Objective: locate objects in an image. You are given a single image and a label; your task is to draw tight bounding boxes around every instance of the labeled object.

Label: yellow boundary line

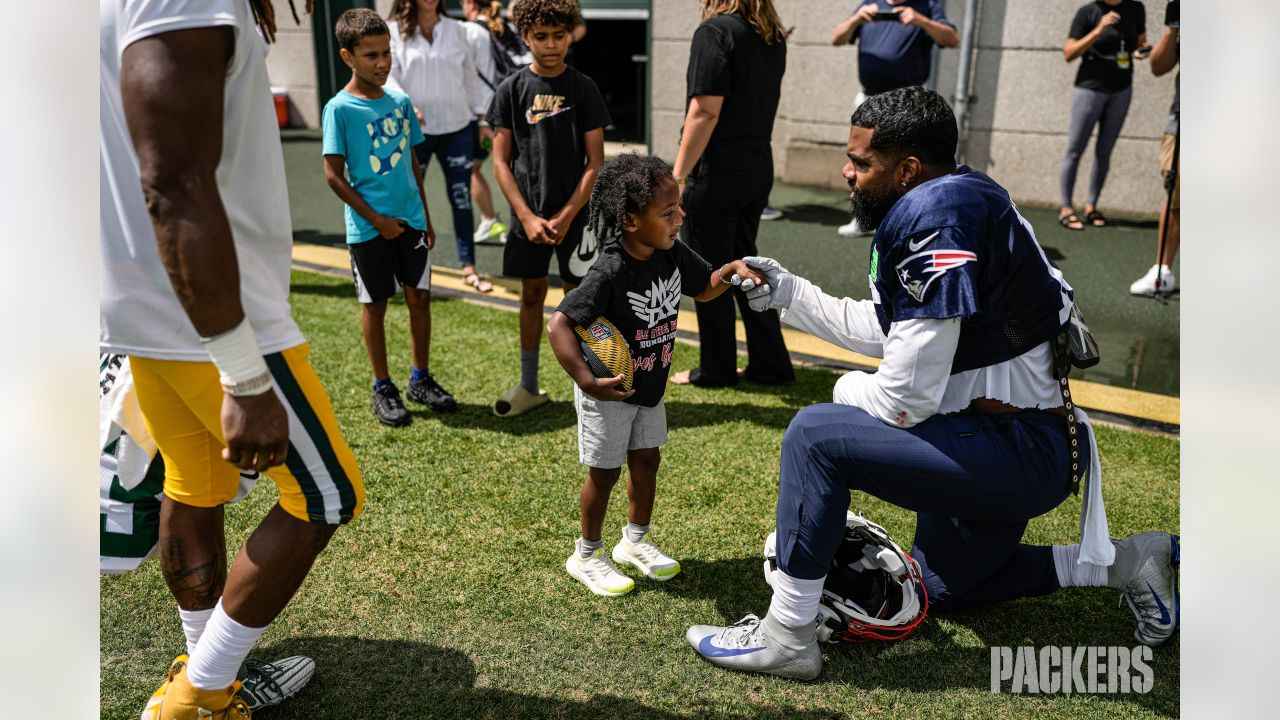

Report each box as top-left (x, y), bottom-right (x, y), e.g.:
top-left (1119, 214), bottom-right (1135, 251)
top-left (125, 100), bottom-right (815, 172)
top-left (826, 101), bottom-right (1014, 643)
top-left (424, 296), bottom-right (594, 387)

top-left (292, 243), bottom-right (1179, 427)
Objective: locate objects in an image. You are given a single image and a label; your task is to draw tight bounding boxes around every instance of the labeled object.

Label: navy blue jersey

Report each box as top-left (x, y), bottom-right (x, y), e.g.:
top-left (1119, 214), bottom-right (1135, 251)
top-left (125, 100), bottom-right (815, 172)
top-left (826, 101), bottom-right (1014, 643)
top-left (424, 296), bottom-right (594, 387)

top-left (868, 166), bottom-right (1073, 374)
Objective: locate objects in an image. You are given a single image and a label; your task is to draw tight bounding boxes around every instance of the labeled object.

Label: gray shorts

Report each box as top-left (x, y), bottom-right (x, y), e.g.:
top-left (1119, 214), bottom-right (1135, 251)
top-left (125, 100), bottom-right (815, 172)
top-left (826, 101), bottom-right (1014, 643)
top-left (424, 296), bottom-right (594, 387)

top-left (574, 386), bottom-right (667, 469)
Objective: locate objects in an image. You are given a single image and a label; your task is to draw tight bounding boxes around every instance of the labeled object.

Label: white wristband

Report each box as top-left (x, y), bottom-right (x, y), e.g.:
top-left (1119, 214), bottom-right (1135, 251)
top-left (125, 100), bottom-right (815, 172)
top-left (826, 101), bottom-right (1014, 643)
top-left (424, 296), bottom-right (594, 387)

top-left (200, 319), bottom-right (272, 396)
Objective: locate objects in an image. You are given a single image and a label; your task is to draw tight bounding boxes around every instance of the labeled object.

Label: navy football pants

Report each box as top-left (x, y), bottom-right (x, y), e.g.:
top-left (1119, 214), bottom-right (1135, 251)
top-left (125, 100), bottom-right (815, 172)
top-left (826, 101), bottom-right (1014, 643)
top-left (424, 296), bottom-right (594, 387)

top-left (775, 403), bottom-right (1085, 611)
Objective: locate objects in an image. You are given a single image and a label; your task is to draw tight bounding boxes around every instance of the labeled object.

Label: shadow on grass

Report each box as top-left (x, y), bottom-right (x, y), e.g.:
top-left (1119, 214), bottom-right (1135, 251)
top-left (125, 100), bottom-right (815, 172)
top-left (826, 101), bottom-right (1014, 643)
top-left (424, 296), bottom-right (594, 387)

top-left (655, 559), bottom-right (1178, 717)
top-left (777, 203), bottom-right (853, 227)
top-left (254, 635), bottom-right (846, 720)
top-left (294, 229), bottom-right (348, 248)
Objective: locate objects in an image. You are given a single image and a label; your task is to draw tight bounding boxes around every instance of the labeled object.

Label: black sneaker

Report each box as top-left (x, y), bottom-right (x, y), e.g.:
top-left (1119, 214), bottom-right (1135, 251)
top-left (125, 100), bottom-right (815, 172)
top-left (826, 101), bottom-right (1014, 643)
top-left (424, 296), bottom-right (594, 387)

top-left (372, 382), bottom-right (411, 426)
top-left (406, 374), bottom-right (458, 412)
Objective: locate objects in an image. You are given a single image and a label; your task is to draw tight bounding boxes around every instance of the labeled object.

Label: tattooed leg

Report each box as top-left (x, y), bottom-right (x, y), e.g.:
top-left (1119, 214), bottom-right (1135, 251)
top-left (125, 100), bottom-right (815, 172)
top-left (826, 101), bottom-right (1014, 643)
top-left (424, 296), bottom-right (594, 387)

top-left (158, 498), bottom-right (227, 611)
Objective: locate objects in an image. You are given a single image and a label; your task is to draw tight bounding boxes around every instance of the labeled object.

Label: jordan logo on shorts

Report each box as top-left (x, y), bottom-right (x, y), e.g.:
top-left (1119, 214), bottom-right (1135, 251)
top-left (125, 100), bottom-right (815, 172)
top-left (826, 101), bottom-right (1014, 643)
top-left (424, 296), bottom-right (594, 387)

top-left (414, 234), bottom-right (428, 251)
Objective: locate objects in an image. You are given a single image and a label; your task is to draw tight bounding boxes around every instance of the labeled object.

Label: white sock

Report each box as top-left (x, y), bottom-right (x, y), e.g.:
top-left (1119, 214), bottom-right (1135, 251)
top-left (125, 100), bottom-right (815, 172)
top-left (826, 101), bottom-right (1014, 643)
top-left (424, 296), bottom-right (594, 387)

top-left (184, 600), bottom-right (267, 690)
top-left (624, 522), bottom-right (648, 544)
top-left (1053, 544), bottom-right (1109, 588)
top-left (178, 606), bottom-right (215, 655)
top-left (578, 536), bottom-right (603, 560)
top-left (766, 570), bottom-right (826, 627)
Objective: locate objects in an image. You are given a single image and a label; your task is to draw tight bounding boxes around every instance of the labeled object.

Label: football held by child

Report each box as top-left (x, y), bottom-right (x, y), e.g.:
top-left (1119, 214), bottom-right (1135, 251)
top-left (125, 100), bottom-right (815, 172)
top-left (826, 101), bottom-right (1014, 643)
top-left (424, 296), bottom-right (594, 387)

top-left (547, 154), bottom-right (764, 596)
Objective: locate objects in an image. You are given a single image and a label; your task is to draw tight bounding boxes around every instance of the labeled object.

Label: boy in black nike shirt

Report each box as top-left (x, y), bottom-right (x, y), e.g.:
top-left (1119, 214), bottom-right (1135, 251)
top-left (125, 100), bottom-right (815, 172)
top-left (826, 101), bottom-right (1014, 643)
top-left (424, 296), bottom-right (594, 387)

top-left (487, 0), bottom-right (610, 418)
top-left (547, 153), bottom-right (762, 597)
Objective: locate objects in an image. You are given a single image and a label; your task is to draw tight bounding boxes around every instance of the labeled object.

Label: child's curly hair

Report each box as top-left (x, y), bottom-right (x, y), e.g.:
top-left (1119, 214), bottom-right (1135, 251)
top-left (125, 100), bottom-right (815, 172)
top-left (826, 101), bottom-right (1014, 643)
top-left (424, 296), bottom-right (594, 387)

top-left (509, 0), bottom-right (581, 36)
top-left (586, 153), bottom-right (676, 242)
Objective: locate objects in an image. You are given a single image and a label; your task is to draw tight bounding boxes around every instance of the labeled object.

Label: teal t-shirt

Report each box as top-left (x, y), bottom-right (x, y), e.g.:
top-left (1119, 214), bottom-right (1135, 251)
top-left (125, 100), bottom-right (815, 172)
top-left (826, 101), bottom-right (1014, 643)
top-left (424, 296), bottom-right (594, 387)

top-left (322, 89), bottom-right (426, 243)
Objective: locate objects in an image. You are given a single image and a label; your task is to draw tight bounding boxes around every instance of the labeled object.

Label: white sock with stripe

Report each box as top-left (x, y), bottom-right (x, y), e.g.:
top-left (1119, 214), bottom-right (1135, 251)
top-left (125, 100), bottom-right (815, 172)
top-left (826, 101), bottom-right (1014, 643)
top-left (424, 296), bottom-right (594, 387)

top-left (184, 600), bottom-right (267, 690)
top-left (178, 606), bottom-right (215, 655)
top-left (767, 570), bottom-right (826, 627)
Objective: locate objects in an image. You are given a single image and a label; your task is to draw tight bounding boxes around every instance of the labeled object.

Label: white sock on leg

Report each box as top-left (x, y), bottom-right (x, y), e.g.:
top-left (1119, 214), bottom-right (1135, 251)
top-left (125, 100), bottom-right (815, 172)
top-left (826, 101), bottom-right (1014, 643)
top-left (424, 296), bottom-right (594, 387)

top-left (184, 599), bottom-right (267, 690)
top-left (178, 606), bottom-right (215, 655)
top-left (766, 570), bottom-right (826, 627)
top-left (1053, 543), bottom-right (1109, 588)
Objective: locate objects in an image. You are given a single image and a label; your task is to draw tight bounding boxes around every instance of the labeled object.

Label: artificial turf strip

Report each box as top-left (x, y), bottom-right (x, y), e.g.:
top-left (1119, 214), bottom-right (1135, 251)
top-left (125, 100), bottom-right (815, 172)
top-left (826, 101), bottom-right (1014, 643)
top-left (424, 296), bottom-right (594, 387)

top-left (99, 269), bottom-right (1180, 719)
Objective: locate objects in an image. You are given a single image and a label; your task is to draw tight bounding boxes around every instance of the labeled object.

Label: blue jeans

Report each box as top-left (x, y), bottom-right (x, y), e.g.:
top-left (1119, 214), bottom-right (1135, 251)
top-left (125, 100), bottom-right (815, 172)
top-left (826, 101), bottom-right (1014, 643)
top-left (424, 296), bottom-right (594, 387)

top-left (775, 404), bottom-right (1084, 611)
top-left (413, 126), bottom-right (476, 267)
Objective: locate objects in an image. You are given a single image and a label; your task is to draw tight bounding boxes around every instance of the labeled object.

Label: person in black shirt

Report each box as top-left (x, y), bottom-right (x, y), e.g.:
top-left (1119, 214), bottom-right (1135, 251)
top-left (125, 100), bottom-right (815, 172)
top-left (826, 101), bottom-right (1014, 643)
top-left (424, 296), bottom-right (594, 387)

top-left (1058, 0), bottom-right (1148, 230)
top-left (670, 0), bottom-right (795, 390)
top-left (548, 154), bottom-right (763, 597)
top-left (487, 0), bottom-right (610, 418)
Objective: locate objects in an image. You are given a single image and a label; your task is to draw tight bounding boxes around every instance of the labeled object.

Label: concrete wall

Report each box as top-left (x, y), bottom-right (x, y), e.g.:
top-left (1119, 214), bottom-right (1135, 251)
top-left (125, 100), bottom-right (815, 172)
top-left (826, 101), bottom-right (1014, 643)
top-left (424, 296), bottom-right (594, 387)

top-left (650, 0), bottom-right (1178, 215)
top-left (265, 1), bottom-right (397, 128)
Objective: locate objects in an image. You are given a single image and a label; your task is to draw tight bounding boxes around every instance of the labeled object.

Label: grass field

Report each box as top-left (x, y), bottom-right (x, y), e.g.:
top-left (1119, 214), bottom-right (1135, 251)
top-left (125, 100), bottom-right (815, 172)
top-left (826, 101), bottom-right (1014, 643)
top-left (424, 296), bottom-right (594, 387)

top-left (100, 269), bottom-right (1180, 719)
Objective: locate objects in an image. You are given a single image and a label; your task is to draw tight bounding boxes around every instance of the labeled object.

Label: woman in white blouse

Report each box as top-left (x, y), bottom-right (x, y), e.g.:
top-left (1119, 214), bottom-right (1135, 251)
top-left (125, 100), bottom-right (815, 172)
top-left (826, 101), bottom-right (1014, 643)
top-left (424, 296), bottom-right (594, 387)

top-left (387, 0), bottom-right (495, 292)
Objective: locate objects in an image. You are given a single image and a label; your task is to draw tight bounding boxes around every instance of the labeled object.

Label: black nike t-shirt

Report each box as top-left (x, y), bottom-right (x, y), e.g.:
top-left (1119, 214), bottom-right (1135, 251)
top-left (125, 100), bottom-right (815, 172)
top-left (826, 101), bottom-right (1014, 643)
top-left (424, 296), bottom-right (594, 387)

top-left (486, 65), bottom-right (611, 216)
top-left (1069, 0), bottom-right (1146, 92)
top-left (557, 241), bottom-right (713, 407)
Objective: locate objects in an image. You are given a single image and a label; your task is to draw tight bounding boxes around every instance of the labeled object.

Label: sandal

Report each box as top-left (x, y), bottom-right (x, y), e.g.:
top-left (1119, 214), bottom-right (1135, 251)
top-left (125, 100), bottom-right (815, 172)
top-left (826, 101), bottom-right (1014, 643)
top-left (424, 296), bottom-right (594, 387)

top-left (493, 384), bottom-right (549, 417)
top-left (1058, 213), bottom-right (1085, 231)
top-left (463, 272), bottom-right (493, 293)
top-left (1084, 209), bottom-right (1107, 227)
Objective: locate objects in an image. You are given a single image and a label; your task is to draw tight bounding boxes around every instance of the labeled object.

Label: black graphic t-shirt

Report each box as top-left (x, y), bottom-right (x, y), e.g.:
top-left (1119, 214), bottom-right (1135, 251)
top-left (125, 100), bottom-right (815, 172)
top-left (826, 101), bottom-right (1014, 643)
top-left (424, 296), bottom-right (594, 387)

top-left (486, 66), bottom-right (611, 216)
top-left (1069, 0), bottom-right (1146, 92)
top-left (557, 240), bottom-right (713, 407)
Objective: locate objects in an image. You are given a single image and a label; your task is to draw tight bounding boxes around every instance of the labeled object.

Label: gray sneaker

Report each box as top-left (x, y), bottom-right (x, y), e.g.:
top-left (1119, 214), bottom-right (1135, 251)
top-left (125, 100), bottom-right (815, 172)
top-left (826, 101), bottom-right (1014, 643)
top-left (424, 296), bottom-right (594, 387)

top-left (686, 613), bottom-right (822, 680)
top-left (1112, 532), bottom-right (1180, 646)
top-left (236, 655), bottom-right (316, 711)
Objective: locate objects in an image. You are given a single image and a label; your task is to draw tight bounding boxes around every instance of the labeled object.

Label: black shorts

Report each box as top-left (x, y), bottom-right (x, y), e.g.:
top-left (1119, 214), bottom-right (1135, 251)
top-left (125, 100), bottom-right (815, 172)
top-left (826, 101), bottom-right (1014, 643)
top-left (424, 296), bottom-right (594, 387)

top-left (348, 229), bottom-right (431, 303)
top-left (502, 212), bottom-right (598, 284)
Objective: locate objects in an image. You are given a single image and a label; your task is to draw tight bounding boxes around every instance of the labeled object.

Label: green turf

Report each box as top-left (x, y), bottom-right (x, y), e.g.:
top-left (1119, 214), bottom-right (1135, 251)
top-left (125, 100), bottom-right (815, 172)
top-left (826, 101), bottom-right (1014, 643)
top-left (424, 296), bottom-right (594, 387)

top-left (99, 270), bottom-right (1179, 719)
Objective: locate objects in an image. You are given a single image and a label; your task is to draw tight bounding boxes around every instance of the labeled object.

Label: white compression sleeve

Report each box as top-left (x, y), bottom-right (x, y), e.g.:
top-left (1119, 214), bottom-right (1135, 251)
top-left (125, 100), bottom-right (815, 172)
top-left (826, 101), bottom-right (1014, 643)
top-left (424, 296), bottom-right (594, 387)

top-left (779, 277), bottom-right (886, 358)
top-left (831, 317), bottom-right (960, 427)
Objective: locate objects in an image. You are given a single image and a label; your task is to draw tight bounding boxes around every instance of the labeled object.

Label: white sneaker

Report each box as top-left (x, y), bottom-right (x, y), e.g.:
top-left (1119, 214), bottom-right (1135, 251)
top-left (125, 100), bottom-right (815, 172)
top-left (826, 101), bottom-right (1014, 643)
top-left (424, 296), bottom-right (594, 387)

top-left (1129, 264), bottom-right (1177, 296)
top-left (612, 532), bottom-right (681, 581)
top-left (686, 613), bottom-right (822, 680)
top-left (837, 218), bottom-right (868, 237)
top-left (760, 206), bottom-right (783, 221)
top-left (473, 217), bottom-right (508, 245)
top-left (566, 540), bottom-right (635, 597)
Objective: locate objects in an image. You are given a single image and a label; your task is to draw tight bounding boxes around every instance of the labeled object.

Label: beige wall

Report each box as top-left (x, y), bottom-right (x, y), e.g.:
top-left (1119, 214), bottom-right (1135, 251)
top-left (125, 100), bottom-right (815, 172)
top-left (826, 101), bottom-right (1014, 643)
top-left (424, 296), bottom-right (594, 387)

top-left (265, 1), bottom-right (397, 128)
top-left (651, 0), bottom-right (1177, 215)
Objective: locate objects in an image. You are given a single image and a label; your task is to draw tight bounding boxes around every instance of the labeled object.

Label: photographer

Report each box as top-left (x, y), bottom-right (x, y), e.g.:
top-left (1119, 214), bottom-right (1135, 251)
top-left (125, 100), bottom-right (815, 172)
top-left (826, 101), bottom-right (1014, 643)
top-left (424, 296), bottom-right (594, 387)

top-left (1130, 1), bottom-right (1180, 296)
top-left (1057, 0), bottom-right (1149, 231)
top-left (829, 0), bottom-right (958, 237)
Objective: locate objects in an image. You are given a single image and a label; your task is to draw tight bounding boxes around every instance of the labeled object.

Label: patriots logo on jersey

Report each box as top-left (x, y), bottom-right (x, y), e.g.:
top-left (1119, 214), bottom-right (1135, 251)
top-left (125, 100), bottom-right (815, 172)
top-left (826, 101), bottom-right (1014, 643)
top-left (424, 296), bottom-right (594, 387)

top-left (895, 249), bottom-right (978, 303)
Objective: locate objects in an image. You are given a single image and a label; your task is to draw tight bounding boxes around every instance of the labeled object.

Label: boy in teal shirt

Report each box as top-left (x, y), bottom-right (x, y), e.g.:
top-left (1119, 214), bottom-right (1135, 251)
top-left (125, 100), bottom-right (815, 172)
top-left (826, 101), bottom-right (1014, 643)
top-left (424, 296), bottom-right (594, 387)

top-left (322, 8), bottom-right (455, 426)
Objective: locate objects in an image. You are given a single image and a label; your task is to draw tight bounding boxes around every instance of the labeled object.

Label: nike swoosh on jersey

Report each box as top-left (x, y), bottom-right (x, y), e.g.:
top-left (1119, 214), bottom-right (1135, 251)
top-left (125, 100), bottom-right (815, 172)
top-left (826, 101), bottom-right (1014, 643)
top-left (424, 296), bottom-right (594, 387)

top-left (1147, 582), bottom-right (1172, 625)
top-left (907, 230), bottom-right (941, 252)
top-left (697, 635), bottom-right (767, 658)
top-left (525, 105), bottom-right (573, 125)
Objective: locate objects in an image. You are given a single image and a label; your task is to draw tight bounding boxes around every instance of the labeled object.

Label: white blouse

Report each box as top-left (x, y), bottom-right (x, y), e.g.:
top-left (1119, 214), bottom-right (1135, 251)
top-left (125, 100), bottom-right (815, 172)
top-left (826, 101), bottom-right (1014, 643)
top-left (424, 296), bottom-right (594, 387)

top-left (386, 17), bottom-right (490, 136)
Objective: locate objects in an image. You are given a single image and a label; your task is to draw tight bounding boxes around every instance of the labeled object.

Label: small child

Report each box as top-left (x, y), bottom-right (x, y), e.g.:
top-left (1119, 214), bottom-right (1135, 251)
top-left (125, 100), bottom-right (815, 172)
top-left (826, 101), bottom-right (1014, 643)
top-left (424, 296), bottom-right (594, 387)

top-left (547, 154), bottom-right (764, 597)
top-left (322, 8), bottom-right (456, 427)
top-left (487, 0), bottom-right (611, 418)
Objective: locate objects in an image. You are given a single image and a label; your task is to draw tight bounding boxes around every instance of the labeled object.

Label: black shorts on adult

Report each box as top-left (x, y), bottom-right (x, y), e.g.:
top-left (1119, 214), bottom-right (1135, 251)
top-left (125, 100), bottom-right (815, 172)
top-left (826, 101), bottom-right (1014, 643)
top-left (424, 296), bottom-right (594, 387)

top-left (348, 228), bottom-right (432, 303)
top-left (502, 212), bottom-right (598, 284)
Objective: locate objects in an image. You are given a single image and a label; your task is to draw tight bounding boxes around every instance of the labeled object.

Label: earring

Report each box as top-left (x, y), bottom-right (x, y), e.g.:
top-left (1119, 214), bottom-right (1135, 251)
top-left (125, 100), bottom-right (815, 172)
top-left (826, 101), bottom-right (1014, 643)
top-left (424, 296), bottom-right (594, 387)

top-left (901, 180), bottom-right (909, 187)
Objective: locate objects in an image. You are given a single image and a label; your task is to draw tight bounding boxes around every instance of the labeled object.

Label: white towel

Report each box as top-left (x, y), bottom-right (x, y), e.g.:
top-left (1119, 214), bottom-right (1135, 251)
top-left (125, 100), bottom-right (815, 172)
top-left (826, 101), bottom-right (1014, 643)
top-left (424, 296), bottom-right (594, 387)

top-left (1075, 408), bottom-right (1115, 566)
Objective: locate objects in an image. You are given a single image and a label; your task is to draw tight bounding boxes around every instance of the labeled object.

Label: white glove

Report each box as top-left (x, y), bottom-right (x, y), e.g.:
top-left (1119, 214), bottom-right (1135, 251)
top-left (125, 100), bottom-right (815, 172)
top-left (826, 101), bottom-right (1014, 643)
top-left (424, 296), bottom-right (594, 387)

top-left (736, 256), bottom-right (796, 312)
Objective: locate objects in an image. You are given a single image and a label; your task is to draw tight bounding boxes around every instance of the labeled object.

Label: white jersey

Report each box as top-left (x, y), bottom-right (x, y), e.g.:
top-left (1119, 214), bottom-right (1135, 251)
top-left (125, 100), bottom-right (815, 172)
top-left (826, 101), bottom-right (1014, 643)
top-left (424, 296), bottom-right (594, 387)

top-left (99, 0), bottom-right (304, 360)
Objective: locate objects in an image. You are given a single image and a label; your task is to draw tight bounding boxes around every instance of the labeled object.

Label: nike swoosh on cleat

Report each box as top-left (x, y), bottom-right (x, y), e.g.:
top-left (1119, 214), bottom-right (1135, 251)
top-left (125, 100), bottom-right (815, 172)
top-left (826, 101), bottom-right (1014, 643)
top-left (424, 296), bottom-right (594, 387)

top-left (1147, 582), bottom-right (1172, 624)
top-left (697, 635), bottom-right (767, 658)
top-left (907, 230), bottom-right (941, 252)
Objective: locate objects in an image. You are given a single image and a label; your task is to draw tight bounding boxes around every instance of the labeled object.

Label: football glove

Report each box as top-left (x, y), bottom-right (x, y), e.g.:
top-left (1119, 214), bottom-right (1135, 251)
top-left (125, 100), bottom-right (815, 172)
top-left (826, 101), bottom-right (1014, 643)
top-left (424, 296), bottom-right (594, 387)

top-left (737, 256), bottom-right (796, 312)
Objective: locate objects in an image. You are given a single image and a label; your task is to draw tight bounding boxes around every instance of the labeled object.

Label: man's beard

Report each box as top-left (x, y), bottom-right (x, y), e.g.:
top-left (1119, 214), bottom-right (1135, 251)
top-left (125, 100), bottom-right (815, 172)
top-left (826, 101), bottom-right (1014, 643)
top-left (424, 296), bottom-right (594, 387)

top-left (848, 183), bottom-right (899, 232)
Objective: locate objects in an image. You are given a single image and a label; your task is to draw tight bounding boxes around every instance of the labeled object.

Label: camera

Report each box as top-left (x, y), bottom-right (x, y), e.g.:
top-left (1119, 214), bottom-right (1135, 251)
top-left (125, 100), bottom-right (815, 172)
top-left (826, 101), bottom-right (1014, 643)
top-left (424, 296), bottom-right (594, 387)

top-left (1164, 0), bottom-right (1179, 29)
